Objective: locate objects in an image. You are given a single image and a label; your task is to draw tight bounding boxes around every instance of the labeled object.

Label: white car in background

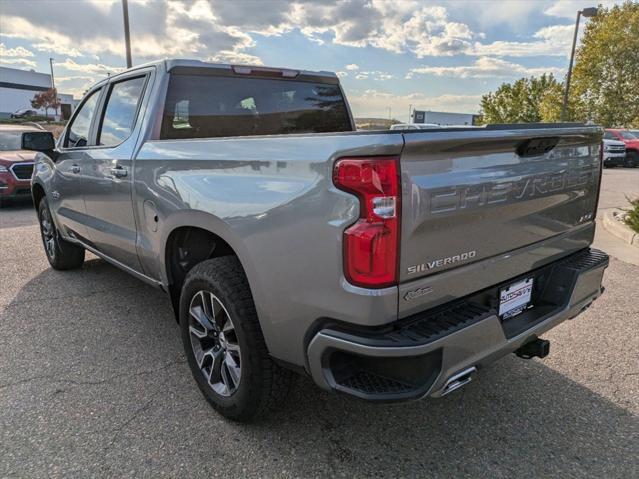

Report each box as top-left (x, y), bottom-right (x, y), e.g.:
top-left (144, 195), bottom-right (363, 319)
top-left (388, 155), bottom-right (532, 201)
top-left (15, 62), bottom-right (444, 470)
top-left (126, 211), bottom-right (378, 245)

top-left (602, 137), bottom-right (626, 168)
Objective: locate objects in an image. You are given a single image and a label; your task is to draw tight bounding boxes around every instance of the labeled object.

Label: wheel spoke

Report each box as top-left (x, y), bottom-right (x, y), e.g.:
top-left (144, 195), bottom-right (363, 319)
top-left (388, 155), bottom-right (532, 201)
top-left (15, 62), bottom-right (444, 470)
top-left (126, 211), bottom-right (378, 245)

top-left (189, 304), bottom-right (215, 333)
top-left (223, 353), bottom-right (241, 389)
top-left (199, 291), bottom-right (214, 321)
top-left (189, 324), bottom-right (207, 339)
top-left (212, 296), bottom-right (227, 330)
top-left (208, 347), bottom-right (224, 385)
top-left (194, 345), bottom-right (215, 368)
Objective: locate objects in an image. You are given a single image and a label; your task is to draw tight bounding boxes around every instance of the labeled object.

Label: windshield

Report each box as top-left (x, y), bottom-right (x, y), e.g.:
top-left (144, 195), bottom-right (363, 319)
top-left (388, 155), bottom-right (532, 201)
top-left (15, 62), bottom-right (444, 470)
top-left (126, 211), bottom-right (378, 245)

top-left (0, 132), bottom-right (23, 151)
top-left (619, 130), bottom-right (638, 140)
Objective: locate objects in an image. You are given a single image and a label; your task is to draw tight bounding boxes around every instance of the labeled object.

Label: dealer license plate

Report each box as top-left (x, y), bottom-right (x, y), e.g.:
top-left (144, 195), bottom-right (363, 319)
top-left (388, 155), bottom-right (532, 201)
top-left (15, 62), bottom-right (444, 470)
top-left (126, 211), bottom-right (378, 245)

top-left (499, 277), bottom-right (533, 319)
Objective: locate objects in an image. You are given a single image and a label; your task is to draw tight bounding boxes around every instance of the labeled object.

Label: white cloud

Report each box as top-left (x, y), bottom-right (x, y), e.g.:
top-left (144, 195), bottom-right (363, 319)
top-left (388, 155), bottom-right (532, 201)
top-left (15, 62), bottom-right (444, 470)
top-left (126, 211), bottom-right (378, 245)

top-left (0, 43), bottom-right (34, 58)
top-left (55, 75), bottom-right (99, 97)
top-left (544, 0), bottom-right (617, 18)
top-left (354, 70), bottom-right (395, 81)
top-left (345, 63), bottom-right (360, 71)
top-left (335, 71), bottom-right (348, 78)
top-left (0, 57), bottom-right (37, 68)
top-left (407, 57), bottom-right (565, 79)
top-left (56, 58), bottom-right (125, 76)
top-left (468, 24), bottom-right (576, 57)
top-left (207, 51), bottom-right (263, 65)
top-left (1, 16), bottom-right (84, 56)
top-left (346, 89), bottom-right (481, 120)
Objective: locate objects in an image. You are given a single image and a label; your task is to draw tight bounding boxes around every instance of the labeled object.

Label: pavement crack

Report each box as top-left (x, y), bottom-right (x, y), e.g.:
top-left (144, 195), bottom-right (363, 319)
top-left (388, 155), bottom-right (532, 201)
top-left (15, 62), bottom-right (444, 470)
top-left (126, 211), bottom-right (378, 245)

top-left (0, 357), bottom-right (186, 390)
top-left (91, 398), bottom-right (156, 458)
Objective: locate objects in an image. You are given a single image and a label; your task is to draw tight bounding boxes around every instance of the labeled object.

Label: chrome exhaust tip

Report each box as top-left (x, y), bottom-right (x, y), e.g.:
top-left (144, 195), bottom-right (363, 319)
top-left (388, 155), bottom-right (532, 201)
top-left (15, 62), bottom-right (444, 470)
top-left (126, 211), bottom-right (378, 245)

top-left (441, 366), bottom-right (476, 396)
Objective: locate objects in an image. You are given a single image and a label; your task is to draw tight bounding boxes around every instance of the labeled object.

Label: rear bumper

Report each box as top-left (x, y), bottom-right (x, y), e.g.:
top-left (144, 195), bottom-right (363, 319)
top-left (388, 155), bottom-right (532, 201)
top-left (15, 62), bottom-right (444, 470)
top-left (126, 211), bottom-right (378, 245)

top-left (307, 248), bottom-right (608, 401)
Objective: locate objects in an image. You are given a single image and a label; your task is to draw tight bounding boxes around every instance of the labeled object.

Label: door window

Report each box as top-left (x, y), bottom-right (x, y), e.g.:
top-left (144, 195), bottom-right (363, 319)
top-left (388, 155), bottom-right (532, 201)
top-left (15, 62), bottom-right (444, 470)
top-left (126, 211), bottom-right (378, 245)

top-left (97, 76), bottom-right (146, 147)
top-left (65, 88), bottom-right (101, 148)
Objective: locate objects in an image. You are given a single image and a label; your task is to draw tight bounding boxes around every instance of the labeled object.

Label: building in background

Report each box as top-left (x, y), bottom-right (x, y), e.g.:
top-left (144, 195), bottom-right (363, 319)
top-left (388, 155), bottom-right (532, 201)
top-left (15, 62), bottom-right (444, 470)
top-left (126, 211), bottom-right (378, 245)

top-left (0, 66), bottom-right (77, 120)
top-left (412, 110), bottom-right (479, 126)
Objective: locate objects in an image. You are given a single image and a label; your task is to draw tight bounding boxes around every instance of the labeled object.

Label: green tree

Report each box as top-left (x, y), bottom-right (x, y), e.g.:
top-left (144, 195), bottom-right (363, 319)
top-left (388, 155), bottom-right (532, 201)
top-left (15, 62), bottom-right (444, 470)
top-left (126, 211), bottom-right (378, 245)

top-left (479, 74), bottom-right (562, 124)
top-left (570, 2), bottom-right (639, 127)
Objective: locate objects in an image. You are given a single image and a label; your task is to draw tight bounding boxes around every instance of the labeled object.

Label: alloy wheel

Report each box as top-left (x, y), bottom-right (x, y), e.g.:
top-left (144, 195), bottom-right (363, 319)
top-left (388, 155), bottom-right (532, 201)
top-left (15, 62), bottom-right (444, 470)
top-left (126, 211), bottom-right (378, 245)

top-left (40, 207), bottom-right (56, 260)
top-left (188, 290), bottom-right (242, 396)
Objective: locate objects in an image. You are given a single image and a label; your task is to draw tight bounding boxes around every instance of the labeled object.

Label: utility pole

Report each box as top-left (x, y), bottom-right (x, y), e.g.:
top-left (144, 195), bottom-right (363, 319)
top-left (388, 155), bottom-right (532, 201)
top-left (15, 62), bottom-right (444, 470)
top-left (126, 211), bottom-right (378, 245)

top-left (408, 104), bottom-right (412, 123)
top-left (122, 0), bottom-right (133, 68)
top-left (49, 57), bottom-right (58, 119)
top-left (561, 7), bottom-right (598, 121)
top-left (49, 58), bottom-right (55, 89)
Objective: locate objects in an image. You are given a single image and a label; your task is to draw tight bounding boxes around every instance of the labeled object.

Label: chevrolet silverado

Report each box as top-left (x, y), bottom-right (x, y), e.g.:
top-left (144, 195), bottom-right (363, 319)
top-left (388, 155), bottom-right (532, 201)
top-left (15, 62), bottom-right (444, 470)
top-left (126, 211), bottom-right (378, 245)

top-left (23, 59), bottom-right (608, 421)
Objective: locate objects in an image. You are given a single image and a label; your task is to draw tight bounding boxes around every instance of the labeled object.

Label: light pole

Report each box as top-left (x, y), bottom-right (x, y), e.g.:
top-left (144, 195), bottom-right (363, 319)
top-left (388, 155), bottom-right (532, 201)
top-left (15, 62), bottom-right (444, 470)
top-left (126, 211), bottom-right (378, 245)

top-left (561, 6), bottom-right (598, 121)
top-left (408, 103), bottom-right (412, 123)
top-left (122, 0), bottom-right (132, 68)
top-left (49, 58), bottom-right (56, 90)
top-left (49, 58), bottom-right (59, 119)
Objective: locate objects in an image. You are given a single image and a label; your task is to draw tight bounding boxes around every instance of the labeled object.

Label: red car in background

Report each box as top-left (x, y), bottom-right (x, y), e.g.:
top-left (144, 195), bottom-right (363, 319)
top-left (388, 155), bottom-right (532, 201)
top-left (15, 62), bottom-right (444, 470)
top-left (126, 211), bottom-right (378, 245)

top-left (0, 124), bottom-right (41, 206)
top-left (604, 129), bottom-right (639, 167)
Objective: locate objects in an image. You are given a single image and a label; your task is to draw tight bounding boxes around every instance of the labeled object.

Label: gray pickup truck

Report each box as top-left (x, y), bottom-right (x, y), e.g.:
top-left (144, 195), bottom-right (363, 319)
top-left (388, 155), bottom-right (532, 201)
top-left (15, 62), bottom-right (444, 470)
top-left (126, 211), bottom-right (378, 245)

top-left (24, 59), bottom-right (608, 421)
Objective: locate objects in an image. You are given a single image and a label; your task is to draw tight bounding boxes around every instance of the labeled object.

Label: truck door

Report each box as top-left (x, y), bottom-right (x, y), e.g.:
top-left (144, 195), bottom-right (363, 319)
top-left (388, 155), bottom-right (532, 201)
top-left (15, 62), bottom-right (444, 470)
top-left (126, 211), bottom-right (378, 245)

top-left (81, 73), bottom-right (149, 272)
top-left (50, 86), bottom-right (103, 243)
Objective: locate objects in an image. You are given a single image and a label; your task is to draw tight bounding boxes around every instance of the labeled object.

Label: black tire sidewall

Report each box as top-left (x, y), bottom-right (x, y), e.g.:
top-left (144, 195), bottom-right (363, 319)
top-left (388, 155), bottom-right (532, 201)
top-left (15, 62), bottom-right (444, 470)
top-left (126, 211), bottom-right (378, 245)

top-left (38, 197), bottom-right (84, 270)
top-left (179, 264), bottom-right (263, 419)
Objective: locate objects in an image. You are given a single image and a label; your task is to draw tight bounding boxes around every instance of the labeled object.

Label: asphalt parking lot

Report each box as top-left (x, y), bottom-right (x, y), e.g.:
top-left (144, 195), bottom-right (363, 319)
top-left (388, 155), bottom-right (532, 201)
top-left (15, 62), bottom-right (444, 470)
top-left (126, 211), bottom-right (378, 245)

top-left (1, 169), bottom-right (638, 478)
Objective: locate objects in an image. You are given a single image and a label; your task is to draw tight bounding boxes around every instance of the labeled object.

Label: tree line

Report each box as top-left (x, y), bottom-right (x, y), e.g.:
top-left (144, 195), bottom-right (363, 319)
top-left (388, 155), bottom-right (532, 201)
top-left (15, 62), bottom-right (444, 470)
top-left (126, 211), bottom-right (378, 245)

top-left (479, 2), bottom-right (638, 128)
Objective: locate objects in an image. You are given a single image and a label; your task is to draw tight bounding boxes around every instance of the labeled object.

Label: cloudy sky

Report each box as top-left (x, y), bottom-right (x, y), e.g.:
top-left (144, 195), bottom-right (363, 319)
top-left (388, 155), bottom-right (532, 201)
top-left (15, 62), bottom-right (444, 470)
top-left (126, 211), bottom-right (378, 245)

top-left (0, 0), bottom-right (622, 120)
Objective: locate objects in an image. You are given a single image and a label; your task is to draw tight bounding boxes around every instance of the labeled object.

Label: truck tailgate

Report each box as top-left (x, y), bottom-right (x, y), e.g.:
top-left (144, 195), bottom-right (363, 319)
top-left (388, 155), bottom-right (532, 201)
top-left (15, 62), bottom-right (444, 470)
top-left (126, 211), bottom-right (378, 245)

top-left (399, 125), bottom-right (602, 285)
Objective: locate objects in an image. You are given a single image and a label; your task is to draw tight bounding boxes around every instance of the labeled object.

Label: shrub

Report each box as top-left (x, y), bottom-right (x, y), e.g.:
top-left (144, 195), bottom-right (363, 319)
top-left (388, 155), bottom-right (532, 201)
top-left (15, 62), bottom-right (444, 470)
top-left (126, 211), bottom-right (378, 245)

top-left (625, 197), bottom-right (639, 233)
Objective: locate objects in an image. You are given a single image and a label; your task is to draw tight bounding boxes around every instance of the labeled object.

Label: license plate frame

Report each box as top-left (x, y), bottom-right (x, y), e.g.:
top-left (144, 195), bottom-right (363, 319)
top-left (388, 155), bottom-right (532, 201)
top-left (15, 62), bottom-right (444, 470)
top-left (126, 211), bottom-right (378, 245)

top-left (499, 277), bottom-right (533, 320)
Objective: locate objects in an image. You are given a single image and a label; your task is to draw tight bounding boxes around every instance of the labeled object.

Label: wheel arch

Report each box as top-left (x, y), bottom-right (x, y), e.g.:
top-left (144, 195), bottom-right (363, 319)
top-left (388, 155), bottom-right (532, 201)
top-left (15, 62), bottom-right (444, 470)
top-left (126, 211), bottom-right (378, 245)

top-left (159, 212), bottom-right (257, 322)
top-left (31, 182), bottom-right (46, 211)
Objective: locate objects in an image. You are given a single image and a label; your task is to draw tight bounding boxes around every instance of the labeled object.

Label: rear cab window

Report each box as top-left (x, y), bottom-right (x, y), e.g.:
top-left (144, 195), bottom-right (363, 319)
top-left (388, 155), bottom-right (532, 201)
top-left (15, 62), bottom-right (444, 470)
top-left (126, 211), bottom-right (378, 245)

top-left (160, 74), bottom-right (353, 140)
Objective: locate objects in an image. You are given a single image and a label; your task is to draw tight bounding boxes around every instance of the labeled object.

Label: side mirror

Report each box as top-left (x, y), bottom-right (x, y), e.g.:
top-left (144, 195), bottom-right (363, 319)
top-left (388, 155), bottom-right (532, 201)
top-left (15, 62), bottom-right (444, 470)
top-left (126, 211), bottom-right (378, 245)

top-left (21, 131), bottom-right (55, 152)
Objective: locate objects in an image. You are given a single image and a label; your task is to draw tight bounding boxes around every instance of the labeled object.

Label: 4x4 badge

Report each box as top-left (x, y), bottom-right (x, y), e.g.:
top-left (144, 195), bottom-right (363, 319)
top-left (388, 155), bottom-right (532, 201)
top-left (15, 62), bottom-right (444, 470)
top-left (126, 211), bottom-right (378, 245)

top-left (404, 287), bottom-right (433, 302)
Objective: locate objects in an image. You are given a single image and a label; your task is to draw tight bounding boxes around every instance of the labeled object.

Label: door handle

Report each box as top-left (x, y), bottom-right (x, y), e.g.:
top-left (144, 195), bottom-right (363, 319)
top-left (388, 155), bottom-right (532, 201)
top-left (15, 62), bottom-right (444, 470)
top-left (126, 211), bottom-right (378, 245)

top-left (71, 164), bottom-right (80, 174)
top-left (110, 166), bottom-right (128, 178)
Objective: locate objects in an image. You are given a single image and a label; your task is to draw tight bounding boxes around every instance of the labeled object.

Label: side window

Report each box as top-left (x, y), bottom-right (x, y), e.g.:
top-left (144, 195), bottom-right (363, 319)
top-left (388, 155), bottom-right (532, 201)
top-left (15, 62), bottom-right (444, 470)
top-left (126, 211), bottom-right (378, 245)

top-left (97, 76), bottom-right (146, 147)
top-left (65, 88), bottom-right (101, 148)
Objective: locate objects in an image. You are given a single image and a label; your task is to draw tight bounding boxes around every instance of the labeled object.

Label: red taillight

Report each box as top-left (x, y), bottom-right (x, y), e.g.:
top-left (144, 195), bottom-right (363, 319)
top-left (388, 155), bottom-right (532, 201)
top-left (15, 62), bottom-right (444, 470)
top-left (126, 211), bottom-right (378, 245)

top-left (333, 157), bottom-right (400, 288)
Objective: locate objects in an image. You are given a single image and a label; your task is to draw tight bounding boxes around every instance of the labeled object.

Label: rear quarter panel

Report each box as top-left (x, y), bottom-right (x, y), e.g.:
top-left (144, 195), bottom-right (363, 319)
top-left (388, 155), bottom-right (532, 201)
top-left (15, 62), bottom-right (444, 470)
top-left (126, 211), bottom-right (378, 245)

top-left (133, 133), bottom-right (403, 365)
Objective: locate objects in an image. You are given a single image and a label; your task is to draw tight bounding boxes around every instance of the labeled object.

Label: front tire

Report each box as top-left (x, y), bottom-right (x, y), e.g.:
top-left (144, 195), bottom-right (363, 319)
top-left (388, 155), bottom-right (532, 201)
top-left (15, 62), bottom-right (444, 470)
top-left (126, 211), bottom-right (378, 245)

top-left (625, 151), bottom-right (639, 168)
top-left (38, 197), bottom-right (85, 270)
top-left (180, 257), bottom-right (294, 422)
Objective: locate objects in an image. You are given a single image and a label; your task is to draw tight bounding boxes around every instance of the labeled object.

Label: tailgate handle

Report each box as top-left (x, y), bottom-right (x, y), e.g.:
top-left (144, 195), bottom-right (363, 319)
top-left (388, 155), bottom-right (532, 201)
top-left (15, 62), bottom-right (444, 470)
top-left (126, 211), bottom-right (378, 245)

top-left (516, 137), bottom-right (560, 157)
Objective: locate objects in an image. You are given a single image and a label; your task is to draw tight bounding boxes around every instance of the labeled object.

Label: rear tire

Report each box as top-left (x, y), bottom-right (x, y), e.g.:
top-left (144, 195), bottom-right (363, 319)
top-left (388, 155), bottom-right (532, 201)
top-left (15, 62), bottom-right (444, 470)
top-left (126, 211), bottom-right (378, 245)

top-left (180, 256), bottom-right (294, 422)
top-left (38, 197), bottom-right (85, 270)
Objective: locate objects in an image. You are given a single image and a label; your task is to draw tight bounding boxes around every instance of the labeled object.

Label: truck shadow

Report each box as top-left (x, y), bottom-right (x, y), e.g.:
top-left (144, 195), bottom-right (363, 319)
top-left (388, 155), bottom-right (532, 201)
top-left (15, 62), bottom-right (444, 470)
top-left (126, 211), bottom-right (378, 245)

top-left (3, 257), bottom-right (637, 477)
